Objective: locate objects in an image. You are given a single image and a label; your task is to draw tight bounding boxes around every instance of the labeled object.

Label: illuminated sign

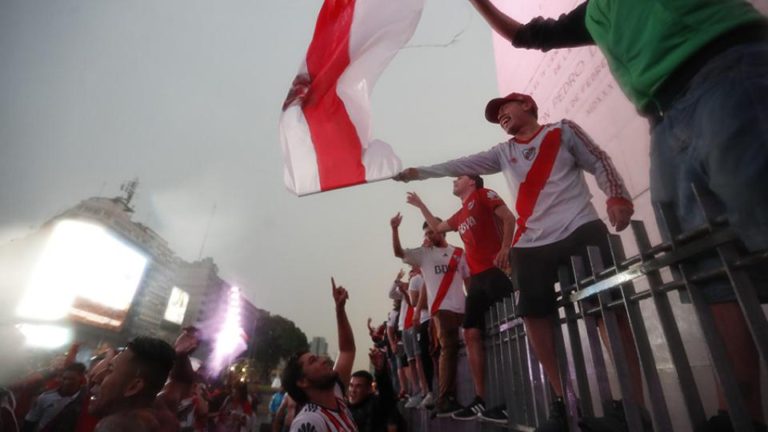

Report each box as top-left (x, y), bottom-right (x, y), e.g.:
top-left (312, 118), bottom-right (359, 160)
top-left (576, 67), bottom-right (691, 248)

top-left (163, 286), bottom-right (190, 325)
top-left (16, 219), bottom-right (148, 330)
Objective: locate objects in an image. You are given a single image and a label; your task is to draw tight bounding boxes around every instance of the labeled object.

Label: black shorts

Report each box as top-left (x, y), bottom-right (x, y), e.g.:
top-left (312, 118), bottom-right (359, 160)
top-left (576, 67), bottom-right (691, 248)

top-left (463, 267), bottom-right (514, 330)
top-left (510, 219), bottom-right (612, 317)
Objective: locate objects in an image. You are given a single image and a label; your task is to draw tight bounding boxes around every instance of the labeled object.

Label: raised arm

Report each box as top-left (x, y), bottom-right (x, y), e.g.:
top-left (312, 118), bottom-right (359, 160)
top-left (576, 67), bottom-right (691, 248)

top-left (406, 192), bottom-right (453, 234)
top-left (331, 278), bottom-right (355, 388)
top-left (493, 204), bottom-right (516, 272)
top-left (468, 0), bottom-right (522, 42)
top-left (391, 213), bottom-right (405, 258)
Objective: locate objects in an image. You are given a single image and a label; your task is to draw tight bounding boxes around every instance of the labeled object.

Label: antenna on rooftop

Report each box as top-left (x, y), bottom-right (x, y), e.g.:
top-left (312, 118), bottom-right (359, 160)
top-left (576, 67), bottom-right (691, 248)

top-left (120, 178), bottom-right (139, 209)
top-left (198, 203), bottom-right (217, 260)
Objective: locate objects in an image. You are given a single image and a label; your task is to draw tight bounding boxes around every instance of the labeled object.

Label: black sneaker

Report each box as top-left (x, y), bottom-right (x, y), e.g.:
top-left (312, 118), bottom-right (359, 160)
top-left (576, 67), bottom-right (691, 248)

top-left (580, 400), bottom-right (653, 432)
top-left (434, 397), bottom-right (463, 418)
top-left (695, 410), bottom-right (767, 432)
top-left (480, 404), bottom-right (508, 424)
top-left (452, 396), bottom-right (486, 421)
top-left (535, 398), bottom-right (568, 432)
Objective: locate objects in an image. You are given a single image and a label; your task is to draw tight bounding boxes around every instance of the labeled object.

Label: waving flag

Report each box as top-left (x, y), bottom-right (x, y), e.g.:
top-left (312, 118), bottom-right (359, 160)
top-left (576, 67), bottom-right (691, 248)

top-left (279, 0), bottom-right (425, 196)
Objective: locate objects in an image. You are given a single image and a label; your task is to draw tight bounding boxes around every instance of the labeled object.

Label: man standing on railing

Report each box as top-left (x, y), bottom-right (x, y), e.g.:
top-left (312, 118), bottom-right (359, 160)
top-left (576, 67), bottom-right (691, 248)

top-left (404, 175), bottom-right (517, 423)
top-left (464, 1), bottom-right (768, 430)
top-left (396, 93), bottom-right (642, 431)
top-left (391, 213), bottom-right (475, 419)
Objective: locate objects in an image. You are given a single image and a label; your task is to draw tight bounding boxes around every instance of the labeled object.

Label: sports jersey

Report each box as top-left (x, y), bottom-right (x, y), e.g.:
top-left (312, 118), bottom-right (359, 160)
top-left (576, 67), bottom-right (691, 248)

top-left (386, 309), bottom-right (398, 329)
top-left (446, 188), bottom-right (507, 274)
top-left (419, 120), bottom-right (630, 248)
top-left (407, 274), bottom-right (430, 324)
top-left (388, 281), bottom-right (414, 330)
top-left (402, 245), bottom-right (469, 315)
top-left (290, 384), bottom-right (357, 432)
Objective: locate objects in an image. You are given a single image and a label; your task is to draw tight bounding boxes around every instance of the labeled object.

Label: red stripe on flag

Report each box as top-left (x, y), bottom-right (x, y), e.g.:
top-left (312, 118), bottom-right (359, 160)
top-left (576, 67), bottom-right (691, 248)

top-left (303, 0), bottom-right (367, 191)
top-left (512, 128), bottom-right (562, 246)
top-left (431, 248), bottom-right (464, 316)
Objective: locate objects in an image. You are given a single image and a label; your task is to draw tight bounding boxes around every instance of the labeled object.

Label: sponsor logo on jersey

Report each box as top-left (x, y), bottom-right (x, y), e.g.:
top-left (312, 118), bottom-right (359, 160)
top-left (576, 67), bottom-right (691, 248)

top-left (457, 216), bottom-right (477, 235)
top-left (434, 264), bottom-right (451, 274)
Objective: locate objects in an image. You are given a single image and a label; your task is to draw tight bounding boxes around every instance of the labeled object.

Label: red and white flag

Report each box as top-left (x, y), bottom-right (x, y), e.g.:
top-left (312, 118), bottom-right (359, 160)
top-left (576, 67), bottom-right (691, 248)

top-left (279, 0), bottom-right (425, 196)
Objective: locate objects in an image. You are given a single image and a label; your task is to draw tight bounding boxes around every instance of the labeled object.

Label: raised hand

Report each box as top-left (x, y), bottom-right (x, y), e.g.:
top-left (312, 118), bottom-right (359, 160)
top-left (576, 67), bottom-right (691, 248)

top-left (390, 212), bottom-right (403, 229)
top-left (393, 168), bottom-right (419, 183)
top-left (331, 277), bottom-right (349, 308)
top-left (406, 191), bottom-right (424, 208)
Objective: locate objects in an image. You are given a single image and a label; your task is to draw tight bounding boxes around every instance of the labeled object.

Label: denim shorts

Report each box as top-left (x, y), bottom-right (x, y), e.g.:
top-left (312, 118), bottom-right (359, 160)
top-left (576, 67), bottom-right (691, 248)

top-left (650, 41), bottom-right (768, 302)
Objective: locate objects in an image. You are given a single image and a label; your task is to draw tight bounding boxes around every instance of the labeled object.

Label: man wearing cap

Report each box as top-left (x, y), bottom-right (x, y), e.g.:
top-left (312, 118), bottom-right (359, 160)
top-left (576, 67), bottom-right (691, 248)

top-left (396, 92), bottom-right (641, 431)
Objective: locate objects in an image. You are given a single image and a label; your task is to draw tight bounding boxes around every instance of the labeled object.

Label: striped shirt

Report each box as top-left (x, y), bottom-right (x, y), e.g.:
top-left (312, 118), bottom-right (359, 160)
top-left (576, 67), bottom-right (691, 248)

top-left (290, 385), bottom-right (357, 432)
top-left (418, 120), bottom-right (630, 248)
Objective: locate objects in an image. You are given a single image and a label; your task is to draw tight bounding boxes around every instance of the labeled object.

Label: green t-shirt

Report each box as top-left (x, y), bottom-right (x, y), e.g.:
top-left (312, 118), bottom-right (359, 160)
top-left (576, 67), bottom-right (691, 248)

top-left (585, 0), bottom-right (765, 110)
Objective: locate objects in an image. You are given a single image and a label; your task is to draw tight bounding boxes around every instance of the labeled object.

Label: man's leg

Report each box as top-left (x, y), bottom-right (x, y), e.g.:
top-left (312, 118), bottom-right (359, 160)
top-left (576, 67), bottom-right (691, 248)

top-left (596, 310), bottom-right (644, 407)
top-left (463, 327), bottom-right (486, 399)
top-left (523, 315), bottom-right (563, 397)
top-left (434, 311), bottom-right (462, 413)
top-left (711, 302), bottom-right (763, 422)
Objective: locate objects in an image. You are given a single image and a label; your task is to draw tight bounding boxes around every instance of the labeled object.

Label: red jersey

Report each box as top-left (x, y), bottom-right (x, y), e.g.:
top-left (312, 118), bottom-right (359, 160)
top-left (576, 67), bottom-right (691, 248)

top-left (447, 188), bottom-right (506, 275)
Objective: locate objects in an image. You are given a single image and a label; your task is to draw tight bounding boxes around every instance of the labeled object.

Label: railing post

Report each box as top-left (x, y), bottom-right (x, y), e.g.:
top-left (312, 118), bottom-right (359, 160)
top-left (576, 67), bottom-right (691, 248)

top-left (557, 265), bottom-right (594, 418)
top-left (585, 246), bottom-right (645, 431)
top-left (656, 201), bottom-right (755, 431)
top-left (631, 220), bottom-right (706, 428)
top-left (570, 256), bottom-right (613, 408)
top-left (606, 233), bottom-right (673, 431)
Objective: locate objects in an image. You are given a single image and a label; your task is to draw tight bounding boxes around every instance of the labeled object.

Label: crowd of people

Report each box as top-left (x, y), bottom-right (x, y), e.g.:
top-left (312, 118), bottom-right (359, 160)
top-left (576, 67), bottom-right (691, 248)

top-left (3, 0), bottom-right (767, 430)
top-left (0, 328), bottom-right (270, 432)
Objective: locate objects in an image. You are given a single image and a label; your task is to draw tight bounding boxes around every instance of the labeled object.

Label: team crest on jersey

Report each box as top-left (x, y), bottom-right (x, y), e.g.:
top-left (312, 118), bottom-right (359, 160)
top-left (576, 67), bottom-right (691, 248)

top-left (522, 147), bottom-right (537, 161)
top-left (468, 200), bottom-right (475, 210)
top-left (487, 190), bottom-right (499, 199)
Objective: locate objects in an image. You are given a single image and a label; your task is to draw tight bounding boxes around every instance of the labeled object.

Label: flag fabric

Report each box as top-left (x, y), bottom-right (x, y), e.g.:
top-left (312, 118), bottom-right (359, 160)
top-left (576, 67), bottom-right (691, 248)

top-left (279, 0), bottom-right (425, 196)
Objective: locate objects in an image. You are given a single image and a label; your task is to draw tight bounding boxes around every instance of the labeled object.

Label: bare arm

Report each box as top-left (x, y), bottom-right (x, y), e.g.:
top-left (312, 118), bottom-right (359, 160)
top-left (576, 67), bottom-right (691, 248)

top-left (390, 213), bottom-right (405, 258)
top-left (331, 278), bottom-right (355, 389)
top-left (468, 0), bottom-right (523, 42)
top-left (413, 282), bottom-right (427, 323)
top-left (406, 192), bottom-right (453, 234)
top-left (493, 204), bottom-right (516, 272)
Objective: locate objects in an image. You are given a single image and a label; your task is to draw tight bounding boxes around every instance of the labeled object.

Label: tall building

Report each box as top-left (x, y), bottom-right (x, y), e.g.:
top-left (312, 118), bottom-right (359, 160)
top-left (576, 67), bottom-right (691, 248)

top-left (2, 184), bottom-right (266, 357)
top-left (309, 336), bottom-right (328, 357)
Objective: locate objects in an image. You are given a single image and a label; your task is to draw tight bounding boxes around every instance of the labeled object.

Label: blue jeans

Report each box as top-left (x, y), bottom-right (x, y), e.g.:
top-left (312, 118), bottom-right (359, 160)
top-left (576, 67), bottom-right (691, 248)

top-left (650, 41), bottom-right (768, 302)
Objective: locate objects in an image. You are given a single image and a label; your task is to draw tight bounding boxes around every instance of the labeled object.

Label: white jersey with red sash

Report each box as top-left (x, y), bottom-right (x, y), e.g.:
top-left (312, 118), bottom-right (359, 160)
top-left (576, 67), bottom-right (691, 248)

top-left (402, 245), bottom-right (469, 315)
top-left (290, 384), bottom-right (357, 432)
top-left (416, 120), bottom-right (631, 248)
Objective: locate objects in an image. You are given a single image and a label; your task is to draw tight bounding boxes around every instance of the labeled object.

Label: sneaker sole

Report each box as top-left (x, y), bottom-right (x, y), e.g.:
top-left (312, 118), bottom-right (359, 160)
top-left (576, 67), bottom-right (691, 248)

top-left (451, 413), bottom-right (480, 421)
top-left (479, 416), bottom-right (507, 424)
top-left (435, 410), bottom-right (461, 418)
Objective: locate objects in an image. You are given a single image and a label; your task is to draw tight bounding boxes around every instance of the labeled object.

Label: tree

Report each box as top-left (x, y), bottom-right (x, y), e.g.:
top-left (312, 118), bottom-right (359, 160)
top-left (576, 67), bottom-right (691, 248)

top-left (249, 313), bottom-right (308, 381)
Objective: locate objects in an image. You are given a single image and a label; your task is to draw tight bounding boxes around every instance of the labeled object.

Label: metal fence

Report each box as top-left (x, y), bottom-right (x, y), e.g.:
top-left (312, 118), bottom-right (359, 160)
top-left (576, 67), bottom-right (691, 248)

top-left (484, 189), bottom-right (768, 431)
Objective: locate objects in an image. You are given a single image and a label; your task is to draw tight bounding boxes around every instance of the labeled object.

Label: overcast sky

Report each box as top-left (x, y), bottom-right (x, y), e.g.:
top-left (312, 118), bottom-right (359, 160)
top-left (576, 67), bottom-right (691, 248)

top-left (0, 0), bottom-right (516, 369)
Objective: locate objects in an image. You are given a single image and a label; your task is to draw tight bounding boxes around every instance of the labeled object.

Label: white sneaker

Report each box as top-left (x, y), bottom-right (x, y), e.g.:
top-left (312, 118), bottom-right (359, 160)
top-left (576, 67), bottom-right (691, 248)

top-left (418, 392), bottom-right (435, 409)
top-left (404, 394), bottom-right (424, 408)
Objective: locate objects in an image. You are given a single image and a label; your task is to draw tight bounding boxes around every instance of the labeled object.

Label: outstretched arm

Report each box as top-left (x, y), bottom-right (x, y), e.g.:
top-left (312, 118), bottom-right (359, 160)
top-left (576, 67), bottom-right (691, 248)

top-left (394, 149), bottom-right (502, 183)
top-left (331, 278), bottom-right (355, 388)
top-left (468, 0), bottom-right (522, 42)
top-left (406, 192), bottom-right (453, 234)
top-left (391, 213), bottom-right (405, 258)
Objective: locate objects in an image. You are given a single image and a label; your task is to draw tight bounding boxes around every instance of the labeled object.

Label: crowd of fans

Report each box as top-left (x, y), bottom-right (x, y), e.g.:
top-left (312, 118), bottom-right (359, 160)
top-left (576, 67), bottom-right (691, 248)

top-left (0, 328), bottom-right (268, 432)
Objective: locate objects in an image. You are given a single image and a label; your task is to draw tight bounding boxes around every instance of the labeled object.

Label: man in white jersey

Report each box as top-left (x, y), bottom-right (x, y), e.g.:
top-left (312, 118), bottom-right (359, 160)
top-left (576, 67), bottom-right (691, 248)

top-left (393, 268), bottom-right (431, 409)
top-left (391, 213), bottom-right (478, 420)
top-left (282, 278), bottom-right (357, 432)
top-left (396, 93), bottom-right (644, 431)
